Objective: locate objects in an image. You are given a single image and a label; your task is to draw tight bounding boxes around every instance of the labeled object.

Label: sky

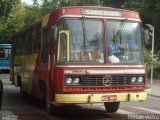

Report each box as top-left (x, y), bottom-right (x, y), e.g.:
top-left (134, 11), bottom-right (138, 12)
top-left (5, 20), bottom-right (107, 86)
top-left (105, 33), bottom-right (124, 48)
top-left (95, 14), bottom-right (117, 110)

top-left (21, 0), bottom-right (42, 5)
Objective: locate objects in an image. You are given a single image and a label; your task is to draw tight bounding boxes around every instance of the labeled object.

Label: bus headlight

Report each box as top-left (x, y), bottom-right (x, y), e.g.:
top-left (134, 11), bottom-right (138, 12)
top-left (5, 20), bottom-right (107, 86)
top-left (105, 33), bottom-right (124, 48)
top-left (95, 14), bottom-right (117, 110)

top-left (66, 78), bottom-right (72, 84)
top-left (137, 77), bottom-right (143, 83)
top-left (130, 76), bottom-right (144, 84)
top-left (65, 77), bottom-right (82, 86)
top-left (73, 78), bottom-right (80, 85)
top-left (131, 77), bottom-right (137, 83)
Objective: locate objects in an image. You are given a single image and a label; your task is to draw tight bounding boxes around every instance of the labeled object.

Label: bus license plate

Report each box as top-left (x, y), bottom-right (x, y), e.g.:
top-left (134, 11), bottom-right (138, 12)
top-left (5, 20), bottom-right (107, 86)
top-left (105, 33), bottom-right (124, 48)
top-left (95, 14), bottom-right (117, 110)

top-left (102, 95), bottom-right (117, 101)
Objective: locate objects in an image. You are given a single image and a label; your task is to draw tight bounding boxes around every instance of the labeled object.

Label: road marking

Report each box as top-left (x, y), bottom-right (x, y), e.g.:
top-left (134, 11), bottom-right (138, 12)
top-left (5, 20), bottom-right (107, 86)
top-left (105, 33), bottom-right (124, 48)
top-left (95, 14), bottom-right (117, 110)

top-left (148, 94), bottom-right (160, 98)
top-left (117, 109), bottom-right (134, 114)
top-left (133, 107), bottom-right (160, 114)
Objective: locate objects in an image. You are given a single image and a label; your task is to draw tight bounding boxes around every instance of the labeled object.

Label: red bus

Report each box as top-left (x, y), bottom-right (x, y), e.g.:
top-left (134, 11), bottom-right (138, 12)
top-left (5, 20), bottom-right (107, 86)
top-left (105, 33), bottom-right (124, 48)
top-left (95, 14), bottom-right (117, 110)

top-left (11, 6), bottom-right (148, 113)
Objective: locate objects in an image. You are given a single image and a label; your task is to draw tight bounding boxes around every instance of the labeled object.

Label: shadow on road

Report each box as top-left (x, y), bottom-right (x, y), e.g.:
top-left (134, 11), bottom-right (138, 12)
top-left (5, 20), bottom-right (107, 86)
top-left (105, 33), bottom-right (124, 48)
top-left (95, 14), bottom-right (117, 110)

top-left (0, 74), bottom-right (128, 120)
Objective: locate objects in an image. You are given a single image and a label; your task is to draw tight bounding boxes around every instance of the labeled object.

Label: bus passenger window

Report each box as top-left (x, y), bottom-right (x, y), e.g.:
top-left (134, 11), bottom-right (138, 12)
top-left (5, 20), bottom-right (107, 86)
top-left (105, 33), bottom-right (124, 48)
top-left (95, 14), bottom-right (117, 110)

top-left (15, 37), bottom-right (21, 55)
top-left (41, 30), bottom-right (49, 63)
top-left (26, 29), bottom-right (34, 53)
top-left (33, 24), bottom-right (41, 52)
top-left (21, 34), bottom-right (26, 54)
top-left (0, 49), bottom-right (5, 58)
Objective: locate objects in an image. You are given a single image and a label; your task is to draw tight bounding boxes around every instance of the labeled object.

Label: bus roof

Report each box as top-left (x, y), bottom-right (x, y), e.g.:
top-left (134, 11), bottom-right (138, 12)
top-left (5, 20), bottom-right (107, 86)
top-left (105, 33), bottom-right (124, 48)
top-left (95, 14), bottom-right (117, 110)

top-left (0, 44), bottom-right (12, 46)
top-left (46, 6), bottom-right (140, 27)
top-left (13, 6), bottom-right (140, 37)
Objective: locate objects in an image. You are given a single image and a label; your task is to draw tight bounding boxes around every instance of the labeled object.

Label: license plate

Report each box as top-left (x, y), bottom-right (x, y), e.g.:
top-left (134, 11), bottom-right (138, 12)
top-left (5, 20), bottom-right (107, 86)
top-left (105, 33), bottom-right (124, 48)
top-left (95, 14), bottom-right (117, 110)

top-left (102, 95), bottom-right (117, 101)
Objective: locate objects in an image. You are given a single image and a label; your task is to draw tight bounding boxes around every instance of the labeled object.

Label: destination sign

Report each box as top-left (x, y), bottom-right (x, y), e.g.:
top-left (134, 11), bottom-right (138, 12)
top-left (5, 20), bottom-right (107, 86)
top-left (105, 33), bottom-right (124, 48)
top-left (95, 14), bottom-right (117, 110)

top-left (81, 9), bottom-right (123, 17)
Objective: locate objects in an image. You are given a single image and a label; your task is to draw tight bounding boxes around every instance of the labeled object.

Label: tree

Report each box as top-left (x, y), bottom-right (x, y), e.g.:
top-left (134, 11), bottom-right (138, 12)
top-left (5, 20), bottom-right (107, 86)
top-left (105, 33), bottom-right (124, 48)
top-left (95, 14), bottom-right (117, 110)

top-left (0, 0), bottom-right (20, 43)
top-left (41, 0), bottom-right (58, 15)
top-left (40, 0), bottom-right (103, 15)
top-left (0, 2), bottom-right (42, 43)
top-left (102, 0), bottom-right (125, 8)
top-left (0, 0), bottom-right (19, 20)
top-left (24, 5), bottom-right (42, 27)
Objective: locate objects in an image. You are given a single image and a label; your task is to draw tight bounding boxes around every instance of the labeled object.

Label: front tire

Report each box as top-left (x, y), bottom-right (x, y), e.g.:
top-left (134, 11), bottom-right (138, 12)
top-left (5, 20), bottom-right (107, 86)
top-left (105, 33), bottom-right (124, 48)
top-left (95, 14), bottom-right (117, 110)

top-left (45, 94), bottom-right (61, 114)
top-left (46, 95), bottom-right (53, 114)
top-left (104, 102), bottom-right (120, 113)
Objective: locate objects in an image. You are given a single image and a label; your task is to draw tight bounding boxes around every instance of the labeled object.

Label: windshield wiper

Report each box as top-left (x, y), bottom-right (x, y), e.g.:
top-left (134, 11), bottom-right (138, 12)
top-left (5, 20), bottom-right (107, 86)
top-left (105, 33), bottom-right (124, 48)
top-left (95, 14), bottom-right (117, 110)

top-left (81, 17), bottom-right (86, 49)
top-left (113, 19), bottom-right (126, 40)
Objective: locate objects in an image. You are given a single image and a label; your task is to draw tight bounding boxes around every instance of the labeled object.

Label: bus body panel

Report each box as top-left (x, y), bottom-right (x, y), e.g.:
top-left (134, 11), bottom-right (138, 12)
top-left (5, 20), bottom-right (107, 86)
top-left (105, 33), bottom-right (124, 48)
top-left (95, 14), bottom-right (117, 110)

top-left (54, 66), bottom-right (146, 93)
top-left (55, 92), bottom-right (147, 104)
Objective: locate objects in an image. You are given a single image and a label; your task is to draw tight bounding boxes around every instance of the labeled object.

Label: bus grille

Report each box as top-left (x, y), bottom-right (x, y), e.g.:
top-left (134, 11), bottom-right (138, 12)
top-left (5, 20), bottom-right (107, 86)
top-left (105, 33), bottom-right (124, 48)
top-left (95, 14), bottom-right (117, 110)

top-left (82, 75), bottom-right (140, 86)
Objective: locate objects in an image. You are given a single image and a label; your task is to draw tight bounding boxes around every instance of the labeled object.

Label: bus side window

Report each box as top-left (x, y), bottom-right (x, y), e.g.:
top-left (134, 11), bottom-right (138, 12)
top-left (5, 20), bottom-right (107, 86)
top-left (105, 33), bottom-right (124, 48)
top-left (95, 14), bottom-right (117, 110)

top-left (33, 24), bottom-right (41, 52)
top-left (20, 34), bottom-right (26, 54)
top-left (16, 37), bottom-right (21, 55)
top-left (0, 49), bottom-right (5, 58)
top-left (41, 29), bottom-right (49, 63)
top-left (26, 29), bottom-right (34, 53)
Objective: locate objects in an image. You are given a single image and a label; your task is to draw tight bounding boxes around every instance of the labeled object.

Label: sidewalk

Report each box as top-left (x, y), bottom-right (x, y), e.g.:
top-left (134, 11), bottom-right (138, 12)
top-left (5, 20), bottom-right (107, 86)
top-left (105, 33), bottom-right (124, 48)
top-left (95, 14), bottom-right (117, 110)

top-left (147, 80), bottom-right (160, 98)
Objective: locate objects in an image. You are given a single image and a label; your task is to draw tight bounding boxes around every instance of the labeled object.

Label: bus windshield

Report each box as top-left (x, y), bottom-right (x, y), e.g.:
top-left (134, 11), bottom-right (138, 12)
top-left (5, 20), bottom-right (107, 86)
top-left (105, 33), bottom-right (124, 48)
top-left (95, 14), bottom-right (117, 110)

top-left (58, 19), bottom-right (104, 64)
top-left (106, 20), bottom-right (144, 65)
top-left (58, 19), bottom-right (144, 65)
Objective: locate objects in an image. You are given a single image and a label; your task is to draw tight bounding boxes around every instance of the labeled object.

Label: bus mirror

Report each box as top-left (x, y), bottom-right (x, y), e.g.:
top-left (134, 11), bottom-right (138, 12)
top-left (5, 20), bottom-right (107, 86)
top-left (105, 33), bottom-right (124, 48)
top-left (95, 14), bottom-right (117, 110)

top-left (144, 29), bottom-right (151, 45)
top-left (143, 24), bottom-right (154, 46)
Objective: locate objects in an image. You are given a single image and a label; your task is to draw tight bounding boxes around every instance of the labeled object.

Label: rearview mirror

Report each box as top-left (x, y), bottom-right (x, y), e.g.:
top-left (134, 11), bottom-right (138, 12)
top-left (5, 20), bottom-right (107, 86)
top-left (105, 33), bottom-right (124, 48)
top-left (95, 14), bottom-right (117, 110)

top-left (144, 28), bottom-right (151, 45)
top-left (143, 24), bottom-right (154, 46)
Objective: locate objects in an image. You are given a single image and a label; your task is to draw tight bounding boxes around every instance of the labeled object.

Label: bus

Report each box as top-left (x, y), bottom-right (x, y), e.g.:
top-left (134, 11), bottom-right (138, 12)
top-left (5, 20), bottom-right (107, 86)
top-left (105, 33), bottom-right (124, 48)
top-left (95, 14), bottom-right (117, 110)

top-left (11, 6), bottom-right (148, 113)
top-left (0, 44), bottom-right (12, 72)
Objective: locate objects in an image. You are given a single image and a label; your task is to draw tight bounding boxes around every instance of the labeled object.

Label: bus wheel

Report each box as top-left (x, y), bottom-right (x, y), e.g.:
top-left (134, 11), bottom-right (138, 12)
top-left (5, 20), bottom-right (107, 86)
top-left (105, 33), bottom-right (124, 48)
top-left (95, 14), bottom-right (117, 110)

top-left (45, 94), bottom-right (61, 114)
top-left (46, 98), bottom-right (52, 114)
top-left (104, 102), bottom-right (120, 113)
top-left (45, 93), bottom-right (54, 114)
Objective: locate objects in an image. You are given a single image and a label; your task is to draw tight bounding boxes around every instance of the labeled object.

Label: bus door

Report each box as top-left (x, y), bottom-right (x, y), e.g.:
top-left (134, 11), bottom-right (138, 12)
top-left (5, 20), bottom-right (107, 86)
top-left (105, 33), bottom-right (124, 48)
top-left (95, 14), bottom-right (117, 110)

top-left (39, 26), bottom-right (57, 101)
top-left (39, 29), bottom-right (50, 100)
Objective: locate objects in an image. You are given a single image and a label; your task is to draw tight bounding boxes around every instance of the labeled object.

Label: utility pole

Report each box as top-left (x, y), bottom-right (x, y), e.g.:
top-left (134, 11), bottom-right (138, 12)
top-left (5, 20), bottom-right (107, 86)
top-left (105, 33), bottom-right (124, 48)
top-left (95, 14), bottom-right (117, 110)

top-left (145, 24), bottom-right (154, 84)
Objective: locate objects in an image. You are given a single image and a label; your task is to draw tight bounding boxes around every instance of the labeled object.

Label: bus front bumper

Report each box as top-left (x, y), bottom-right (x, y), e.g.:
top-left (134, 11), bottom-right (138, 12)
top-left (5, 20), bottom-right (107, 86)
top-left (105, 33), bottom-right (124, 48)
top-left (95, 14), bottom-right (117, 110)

top-left (55, 91), bottom-right (147, 104)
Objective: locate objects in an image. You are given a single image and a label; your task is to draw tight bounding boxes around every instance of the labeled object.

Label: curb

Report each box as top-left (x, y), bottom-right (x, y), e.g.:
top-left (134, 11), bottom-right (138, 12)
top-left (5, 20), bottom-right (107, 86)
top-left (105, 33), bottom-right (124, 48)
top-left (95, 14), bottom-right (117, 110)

top-left (148, 94), bottom-right (160, 98)
top-left (145, 87), bottom-right (151, 92)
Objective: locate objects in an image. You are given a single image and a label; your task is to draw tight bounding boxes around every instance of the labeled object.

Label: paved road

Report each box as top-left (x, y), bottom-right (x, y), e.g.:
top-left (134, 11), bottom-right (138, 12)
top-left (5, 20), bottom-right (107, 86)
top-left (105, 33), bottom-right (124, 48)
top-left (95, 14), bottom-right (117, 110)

top-left (0, 74), bottom-right (160, 120)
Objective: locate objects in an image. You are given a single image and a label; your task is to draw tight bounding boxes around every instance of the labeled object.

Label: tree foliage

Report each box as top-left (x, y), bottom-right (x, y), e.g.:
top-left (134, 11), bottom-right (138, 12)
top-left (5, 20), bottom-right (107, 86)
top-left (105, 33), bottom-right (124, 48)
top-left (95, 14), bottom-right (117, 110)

top-left (0, 0), bottom-right (20, 43)
top-left (144, 49), bottom-right (158, 70)
top-left (0, 0), bottom-right (19, 20)
top-left (0, 0), bottom-right (160, 52)
top-left (0, 1), bottom-right (42, 43)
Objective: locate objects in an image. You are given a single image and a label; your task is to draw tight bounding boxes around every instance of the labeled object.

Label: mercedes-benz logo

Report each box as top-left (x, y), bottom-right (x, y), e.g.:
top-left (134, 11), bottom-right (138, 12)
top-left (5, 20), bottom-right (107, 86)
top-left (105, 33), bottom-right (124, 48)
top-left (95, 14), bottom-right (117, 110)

top-left (103, 75), bottom-right (112, 86)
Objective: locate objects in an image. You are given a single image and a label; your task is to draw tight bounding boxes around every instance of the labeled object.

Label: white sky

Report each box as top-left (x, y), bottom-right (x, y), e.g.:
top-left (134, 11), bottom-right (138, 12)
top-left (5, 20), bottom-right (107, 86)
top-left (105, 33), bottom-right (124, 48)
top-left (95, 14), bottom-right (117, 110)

top-left (21, 0), bottom-right (42, 5)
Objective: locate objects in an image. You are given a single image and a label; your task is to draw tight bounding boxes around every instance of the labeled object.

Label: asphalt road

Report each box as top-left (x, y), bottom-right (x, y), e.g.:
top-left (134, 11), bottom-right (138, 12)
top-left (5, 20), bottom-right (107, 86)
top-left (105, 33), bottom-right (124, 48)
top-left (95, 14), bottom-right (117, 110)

top-left (0, 74), bottom-right (160, 120)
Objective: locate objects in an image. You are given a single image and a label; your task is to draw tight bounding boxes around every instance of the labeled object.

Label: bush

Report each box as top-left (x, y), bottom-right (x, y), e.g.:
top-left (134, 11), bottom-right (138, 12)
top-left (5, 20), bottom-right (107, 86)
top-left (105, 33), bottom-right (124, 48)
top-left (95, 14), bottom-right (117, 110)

top-left (144, 49), bottom-right (160, 79)
top-left (144, 49), bottom-right (158, 70)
